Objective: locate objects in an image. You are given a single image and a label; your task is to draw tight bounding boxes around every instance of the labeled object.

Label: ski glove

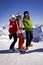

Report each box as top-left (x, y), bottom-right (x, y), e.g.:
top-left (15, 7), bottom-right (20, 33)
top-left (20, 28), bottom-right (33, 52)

top-left (9, 34), bottom-right (12, 39)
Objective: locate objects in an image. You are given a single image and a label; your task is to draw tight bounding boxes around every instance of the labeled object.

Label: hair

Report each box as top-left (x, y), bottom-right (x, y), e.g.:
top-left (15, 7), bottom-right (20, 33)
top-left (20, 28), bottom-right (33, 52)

top-left (23, 11), bottom-right (30, 20)
top-left (24, 11), bottom-right (29, 16)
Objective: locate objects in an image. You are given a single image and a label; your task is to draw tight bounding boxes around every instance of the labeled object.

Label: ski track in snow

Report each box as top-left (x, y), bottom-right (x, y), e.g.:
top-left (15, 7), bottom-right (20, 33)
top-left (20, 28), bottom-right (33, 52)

top-left (0, 38), bottom-right (43, 65)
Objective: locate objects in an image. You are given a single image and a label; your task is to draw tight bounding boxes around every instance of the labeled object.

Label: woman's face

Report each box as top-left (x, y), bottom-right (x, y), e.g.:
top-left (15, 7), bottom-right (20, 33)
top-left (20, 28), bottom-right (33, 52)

top-left (16, 15), bottom-right (22, 19)
top-left (11, 18), bottom-right (15, 21)
top-left (25, 14), bottom-right (29, 19)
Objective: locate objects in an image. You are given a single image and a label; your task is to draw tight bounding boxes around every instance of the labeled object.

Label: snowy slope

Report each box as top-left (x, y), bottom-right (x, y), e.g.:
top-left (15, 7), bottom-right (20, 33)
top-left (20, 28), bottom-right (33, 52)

top-left (0, 25), bottom-right (43, 65)
top-left (0, 38), bottom-right (43, 65)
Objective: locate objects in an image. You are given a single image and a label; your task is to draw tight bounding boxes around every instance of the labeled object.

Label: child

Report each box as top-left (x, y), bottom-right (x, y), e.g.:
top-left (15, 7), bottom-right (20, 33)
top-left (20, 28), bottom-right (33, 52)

top-left (9, 14), bottom-right (17, 50)
top-left (22, 11), bottom-right (33, 50)
top-left (16, 13), bottom-right (24, 51)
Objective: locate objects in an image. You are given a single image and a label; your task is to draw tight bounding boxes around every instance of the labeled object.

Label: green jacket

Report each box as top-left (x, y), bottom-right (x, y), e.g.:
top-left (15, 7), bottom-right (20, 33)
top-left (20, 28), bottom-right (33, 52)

top-left (22, 18), bottom-right (33, 31)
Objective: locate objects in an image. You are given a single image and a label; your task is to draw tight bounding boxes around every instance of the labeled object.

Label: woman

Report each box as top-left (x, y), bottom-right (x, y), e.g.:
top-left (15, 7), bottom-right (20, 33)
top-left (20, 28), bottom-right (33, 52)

top-left (9, 14), bottom-right (17, 50)
top-left (16, 13), bottom-right (24, 51)
top-left (22, 11), bottom-right (33, 50)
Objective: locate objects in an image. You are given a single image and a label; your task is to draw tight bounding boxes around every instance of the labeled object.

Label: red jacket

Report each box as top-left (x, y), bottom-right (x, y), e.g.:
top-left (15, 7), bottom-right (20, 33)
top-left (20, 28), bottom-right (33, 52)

top-left (9, 20), bottom-right (17, 34)
top-left (16, 19), bottom-right (22, 30)
top-left (16, 19), bottom-right (22, 34)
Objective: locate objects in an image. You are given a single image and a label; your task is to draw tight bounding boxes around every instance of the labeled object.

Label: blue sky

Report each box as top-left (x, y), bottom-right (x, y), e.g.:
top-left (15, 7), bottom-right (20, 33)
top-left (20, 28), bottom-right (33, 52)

top-left (0, 0), bottom-right (43, 25)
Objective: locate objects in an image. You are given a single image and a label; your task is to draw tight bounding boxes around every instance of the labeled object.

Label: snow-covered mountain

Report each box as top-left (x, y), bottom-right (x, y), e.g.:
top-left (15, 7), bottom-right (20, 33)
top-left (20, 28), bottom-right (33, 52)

top-left (23, 24), bottom-right (43, 42)
top-left (0, 25), bottom-right (43, 42)
top-left (33, 25), bottom-right (43, 42)
top-left (0, 25), bottom-right (9, 42)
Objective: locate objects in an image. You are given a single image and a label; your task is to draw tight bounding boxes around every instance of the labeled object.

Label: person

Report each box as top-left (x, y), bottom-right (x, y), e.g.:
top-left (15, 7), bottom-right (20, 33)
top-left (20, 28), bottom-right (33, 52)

top-left (16, 13), bottom-right (24, 51)
top-left (22, 11), bottom-right (33, 50)
top-left (9, 14), bottom-right (17, 50)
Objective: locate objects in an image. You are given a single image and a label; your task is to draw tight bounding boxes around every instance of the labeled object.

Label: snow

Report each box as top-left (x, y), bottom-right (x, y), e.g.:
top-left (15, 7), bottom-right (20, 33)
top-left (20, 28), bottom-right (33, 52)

top-left (0, 39), bottom-right (43, 65)
top-left (0, 24), bottom-right (43, 42)
top-left (0, 25), bottom-right (43, 65)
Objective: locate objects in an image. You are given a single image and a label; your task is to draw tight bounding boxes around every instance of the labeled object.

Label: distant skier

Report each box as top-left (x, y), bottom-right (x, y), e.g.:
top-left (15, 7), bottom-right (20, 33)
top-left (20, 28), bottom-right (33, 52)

top-left (22, 11), bottom-right (33, 50)
top-left (9, 14), bottom-right (17, 50)
top-left (16, 13), bottom-right (24, 51)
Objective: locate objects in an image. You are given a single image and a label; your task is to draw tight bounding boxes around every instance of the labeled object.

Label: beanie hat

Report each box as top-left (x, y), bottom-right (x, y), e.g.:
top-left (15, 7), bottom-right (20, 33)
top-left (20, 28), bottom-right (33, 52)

top-left (24, 11), bottom-right (29, 16)
top-left (9, 14), bottom-right (15, 20)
